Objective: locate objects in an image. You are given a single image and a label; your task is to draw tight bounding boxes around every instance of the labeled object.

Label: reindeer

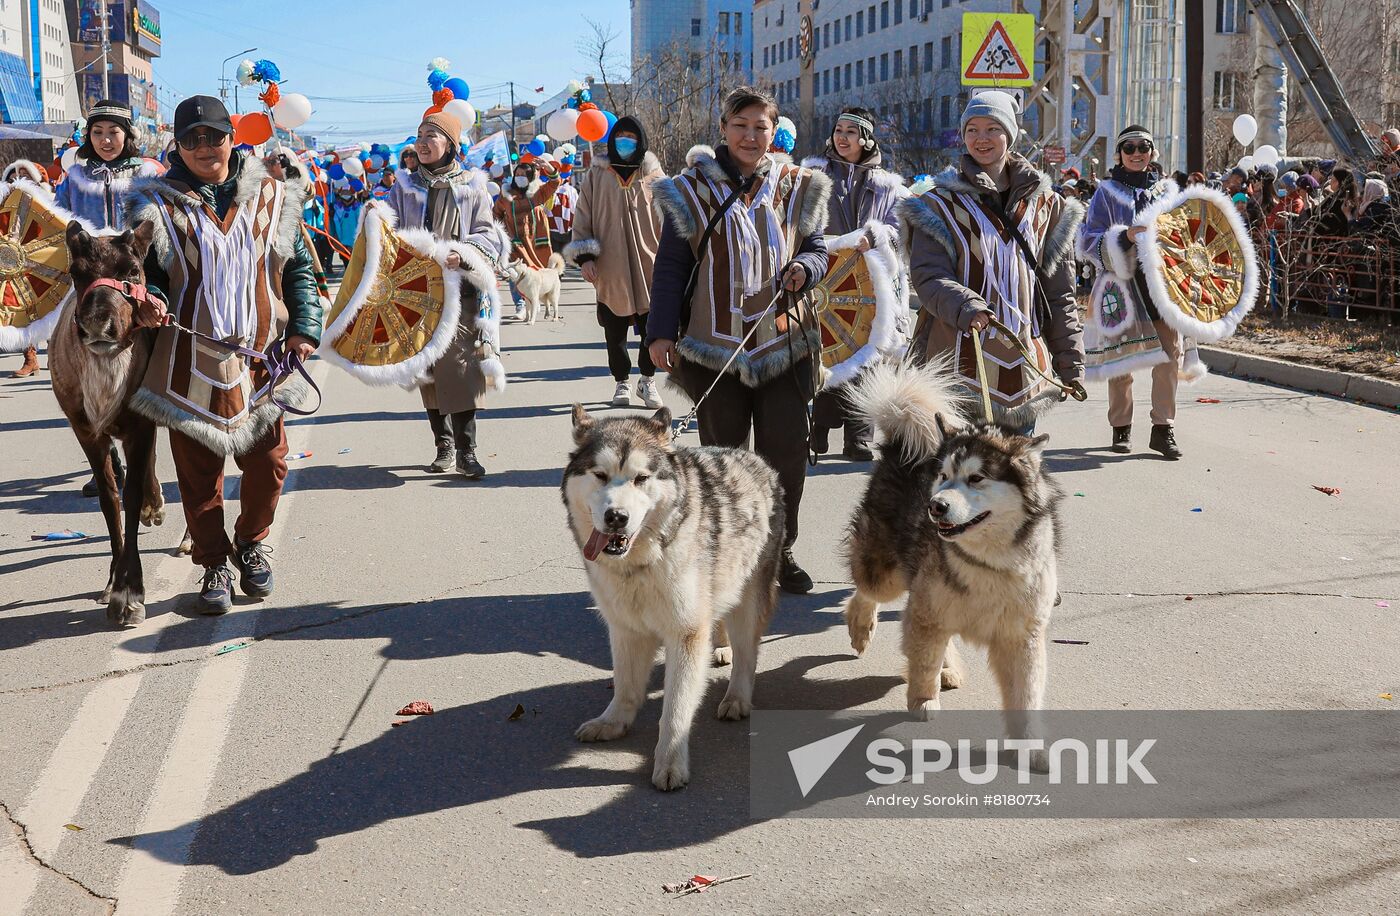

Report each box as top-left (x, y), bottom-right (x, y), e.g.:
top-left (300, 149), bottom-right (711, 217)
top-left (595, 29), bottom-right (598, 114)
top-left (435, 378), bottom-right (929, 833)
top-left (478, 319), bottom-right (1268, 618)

top-left (50, 220), bottom-right (167, 626)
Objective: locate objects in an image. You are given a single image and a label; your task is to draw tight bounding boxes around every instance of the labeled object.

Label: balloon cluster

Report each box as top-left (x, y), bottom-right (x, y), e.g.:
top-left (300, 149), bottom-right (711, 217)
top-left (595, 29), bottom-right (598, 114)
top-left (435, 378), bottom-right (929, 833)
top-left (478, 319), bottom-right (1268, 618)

top-left (547, 83), bottom-right (616, 144)
top-left (424, 57), bottom-right (475, 138)
top-left (771, 116), bottom-right (797, 154)
top-left (232, 56), bottom-right (313, 143)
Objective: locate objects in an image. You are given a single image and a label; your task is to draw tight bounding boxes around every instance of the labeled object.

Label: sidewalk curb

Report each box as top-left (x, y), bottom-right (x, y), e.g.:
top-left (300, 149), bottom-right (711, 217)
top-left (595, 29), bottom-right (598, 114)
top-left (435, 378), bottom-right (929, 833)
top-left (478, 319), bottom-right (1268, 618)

top-left (1200, 346), bottom-right (1400, 409)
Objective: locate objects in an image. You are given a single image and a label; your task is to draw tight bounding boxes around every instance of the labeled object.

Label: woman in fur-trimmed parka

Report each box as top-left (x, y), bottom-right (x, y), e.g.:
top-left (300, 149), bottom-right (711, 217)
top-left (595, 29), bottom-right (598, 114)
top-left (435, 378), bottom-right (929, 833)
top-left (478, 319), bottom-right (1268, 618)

top-left (801, 105), bottom-right (909, 461)
top-left (901, 92), bottom-right (1084, 431)
top-left (646, 87), bottom-right (831, 594)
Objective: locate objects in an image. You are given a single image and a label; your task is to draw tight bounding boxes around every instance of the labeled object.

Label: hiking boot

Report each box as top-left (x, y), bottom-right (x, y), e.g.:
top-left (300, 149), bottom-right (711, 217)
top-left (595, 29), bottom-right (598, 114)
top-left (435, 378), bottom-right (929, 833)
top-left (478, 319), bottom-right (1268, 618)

top-left (1149, 424), bottom-right (1182, 460)
top-left (456, 449), bottom-right (486, 480)
top-left (232, 539), bottom-right (275, 598)
top-left (428, 442), bottom-right (454, 472)
top-left (778, 548), bottom-right (814, 595)
top-left (610, 380), bottom-right (633, 407)
top-left (843, 439), bottom-right (875, 462)
top-left (810, 425), bottom-right (831, 456)
top-left (637, 377), bottom-right (664, 409)
top-left (12, 346), bottom-right (39, 377)
top-left (198, 563), bottom-right (234, 615)
top-left (1111, 425), bottom-right (1132, 454)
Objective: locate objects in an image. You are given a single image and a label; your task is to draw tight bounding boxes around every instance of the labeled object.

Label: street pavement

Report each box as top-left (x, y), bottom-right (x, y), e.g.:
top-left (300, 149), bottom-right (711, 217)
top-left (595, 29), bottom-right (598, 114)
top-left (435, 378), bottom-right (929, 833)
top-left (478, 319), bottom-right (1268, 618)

top-left (1, 273), bottom-right (1398, 914)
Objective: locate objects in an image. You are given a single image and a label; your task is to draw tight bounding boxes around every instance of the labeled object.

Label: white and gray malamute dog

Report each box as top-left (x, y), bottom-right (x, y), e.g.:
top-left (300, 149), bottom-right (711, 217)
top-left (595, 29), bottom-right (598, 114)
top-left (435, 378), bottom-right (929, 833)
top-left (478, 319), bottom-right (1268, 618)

top-left (562, 405), bottom-right (784, 790)
top-left (843, 361), bottom-right (1064, 752)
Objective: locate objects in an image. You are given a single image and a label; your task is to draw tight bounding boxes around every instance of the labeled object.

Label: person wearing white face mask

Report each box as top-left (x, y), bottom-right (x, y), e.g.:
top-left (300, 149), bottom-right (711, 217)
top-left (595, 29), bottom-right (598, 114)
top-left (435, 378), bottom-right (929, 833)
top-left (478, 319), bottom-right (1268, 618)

top-left (564, 115), bottom-right (667, 409)
top-left (493, 156), bottom-right (562, 321)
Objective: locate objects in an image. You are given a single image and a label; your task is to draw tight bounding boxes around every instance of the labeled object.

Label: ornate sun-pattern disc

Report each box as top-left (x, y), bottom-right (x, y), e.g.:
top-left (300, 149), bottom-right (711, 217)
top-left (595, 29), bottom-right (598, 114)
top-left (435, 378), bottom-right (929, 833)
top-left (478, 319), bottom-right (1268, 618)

top-left (1151, 195), bottom-right (1250, 327)
top-left (0, 185), bottom-right (75, 339)
top-left (328, 225), bottom-right (446, 368)
top-left (812, 246), bottom-right (878, 372)
top-left (1094, 276), bottom-right (1135, 338)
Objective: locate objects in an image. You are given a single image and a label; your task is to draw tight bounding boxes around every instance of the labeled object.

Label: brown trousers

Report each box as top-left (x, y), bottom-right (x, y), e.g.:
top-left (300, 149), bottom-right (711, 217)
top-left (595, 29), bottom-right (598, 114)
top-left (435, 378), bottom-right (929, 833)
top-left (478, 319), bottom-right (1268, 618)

top-left (1108, 320), bottom-right (1180, 427)
top-left (169, 417), bottom-right (289, 567)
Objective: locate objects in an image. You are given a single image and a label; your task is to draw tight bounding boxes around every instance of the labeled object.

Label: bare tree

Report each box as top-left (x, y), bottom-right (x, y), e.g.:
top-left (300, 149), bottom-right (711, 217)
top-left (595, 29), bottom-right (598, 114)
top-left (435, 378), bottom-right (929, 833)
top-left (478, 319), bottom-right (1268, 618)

top-left (578, 17), bottom-right (632, 116)
top-left (628, 39), bottom-right (755, 173)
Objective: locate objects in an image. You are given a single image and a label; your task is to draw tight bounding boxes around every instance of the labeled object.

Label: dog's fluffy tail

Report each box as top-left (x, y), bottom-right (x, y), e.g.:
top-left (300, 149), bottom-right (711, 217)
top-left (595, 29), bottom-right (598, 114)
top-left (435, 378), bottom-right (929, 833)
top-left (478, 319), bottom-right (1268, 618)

top-left (849, 357), bottom-right (968, 466)
top-left (548, 252), bottom-right (565, 272)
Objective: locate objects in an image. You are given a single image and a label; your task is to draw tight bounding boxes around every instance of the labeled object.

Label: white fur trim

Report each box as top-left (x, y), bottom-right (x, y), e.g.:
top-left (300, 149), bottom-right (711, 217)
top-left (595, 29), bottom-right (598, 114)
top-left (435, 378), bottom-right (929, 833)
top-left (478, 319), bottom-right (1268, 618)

top-left (1179, 340), bottom-right (1209, 383)
top-left (820, 223), bottom-right (904, 389)
top-left (685, 145), bottom-right (716, 169)
top-left (1134, 185), bottom-right (1258, 343)
top-left (317, 201), bottom-right (466, 389)
top-left (1101, 225), bottom-right (1137, 279)
top-left (1083, 347), bottom-right (1172, 384)
top-left (562, 237), bottom-right (601, 266)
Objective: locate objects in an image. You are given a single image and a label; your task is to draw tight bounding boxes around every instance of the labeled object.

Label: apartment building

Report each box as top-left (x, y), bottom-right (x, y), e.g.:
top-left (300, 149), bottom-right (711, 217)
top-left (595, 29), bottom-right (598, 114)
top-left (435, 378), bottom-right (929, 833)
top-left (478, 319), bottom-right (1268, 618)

top-left (0, 0), bottom-right (81, 123)
top-left (632, 0), bottom-right (753, 81)
top-left (753, 0), bottom-right (1009, 168)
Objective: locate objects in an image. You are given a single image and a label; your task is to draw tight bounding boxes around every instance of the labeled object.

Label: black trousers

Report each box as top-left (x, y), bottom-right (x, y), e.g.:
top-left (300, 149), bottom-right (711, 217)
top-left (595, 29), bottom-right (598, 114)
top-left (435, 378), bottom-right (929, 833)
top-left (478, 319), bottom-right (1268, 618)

top-left (689, 358), bottom-right (814, 549)
top-left (811, 381), bottom-right (872, 446)
top-left (597, 304), bottom-right (655, 381)
top-left (426, 407), bottom-right (477, 452)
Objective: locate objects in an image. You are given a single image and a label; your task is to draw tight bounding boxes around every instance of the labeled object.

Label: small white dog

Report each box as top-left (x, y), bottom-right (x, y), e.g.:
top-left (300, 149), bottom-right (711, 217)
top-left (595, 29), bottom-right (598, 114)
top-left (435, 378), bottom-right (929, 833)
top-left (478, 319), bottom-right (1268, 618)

top-left (504, 253), bottom-right (565, 324)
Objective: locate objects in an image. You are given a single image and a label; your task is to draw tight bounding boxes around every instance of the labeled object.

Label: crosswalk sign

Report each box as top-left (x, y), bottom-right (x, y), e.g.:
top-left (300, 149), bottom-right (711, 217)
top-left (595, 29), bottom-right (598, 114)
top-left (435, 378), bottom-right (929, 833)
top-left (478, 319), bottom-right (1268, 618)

top-left (961, 13), bottom-right (1035, 87)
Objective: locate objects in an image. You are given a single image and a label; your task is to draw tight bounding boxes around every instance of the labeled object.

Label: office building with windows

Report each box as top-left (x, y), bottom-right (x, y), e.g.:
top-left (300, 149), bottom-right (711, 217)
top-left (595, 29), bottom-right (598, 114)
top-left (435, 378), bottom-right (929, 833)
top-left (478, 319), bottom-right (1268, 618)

top-left (0, 0), bottom-right (82, 123)
top-left (65, 0), bottom-right (162, 132)
top-left (631, 0), bottom-right (753, 80)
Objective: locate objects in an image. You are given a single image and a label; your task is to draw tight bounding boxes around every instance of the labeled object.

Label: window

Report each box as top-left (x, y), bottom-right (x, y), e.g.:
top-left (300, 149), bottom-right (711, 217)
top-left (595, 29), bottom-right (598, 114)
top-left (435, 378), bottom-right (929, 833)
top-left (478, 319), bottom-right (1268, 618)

top-left (940, 96), bottom-right (952, 128)
top-left (912, 0), bottom-right (920, 17)
top-left (844, 62), bottom-right (853, 89)
top-left (924, 41), bottom-right (934, 72)
top-left (778, 83), bottom-right (785, 105)
top-left (824, 70), bottom-right (831, 95)
top-left (894, 50), bottom-right (903, 78)
top-left (736, 12), bottom-right (743, 36)
top-left (857, 11), bottom-right (864, 37)
top-left (868, 56), bottom-right (877, 83)
top-left (845, 15), bottom-right (852, 40)
top-left (881, 2), bottom-right (890, 28)
top-left (788, 37), bottom-right (795, 60)
top-left (941, 35), bottom-right (953, 68)
top-left (763, 47), bottom-right (769, 68)
top-left (691, 17), bottom-right (701, 37)
top-left (1213, 71), bottom-right (1244, 110)
top-left (824, 22), bottom-right (831, 47)
top-left (880, 53), bottom-right (889, 81)
top-left (856, 61), bottom-right (864, 87)
top-left (894, 0), bottom-right (902, 25)
top-left (909, 45), bottom-right (918, 72)
top-left (718, 11), bottom-right (729, 34)
top-left (1216, 0), bottom-right (1245, 34)
top-left (813, 72), bottom-right (820, 98)
top-left (923, 98), bottom-right (933, 131)
top-left (834, 20), bottom-right (841, 44)
top-left (943, 0), bottom-right (951, 8)
top-left (867, 6), bottom-right (876, 33)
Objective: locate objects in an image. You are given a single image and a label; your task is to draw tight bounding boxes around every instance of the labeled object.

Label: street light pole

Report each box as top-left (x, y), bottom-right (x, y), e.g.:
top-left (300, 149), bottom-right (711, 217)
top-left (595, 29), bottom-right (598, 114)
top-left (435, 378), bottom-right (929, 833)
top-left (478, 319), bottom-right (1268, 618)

top-left (100, 0), bottom-right (111, 99)
top-left (221, 47), bottom-right (257, 111)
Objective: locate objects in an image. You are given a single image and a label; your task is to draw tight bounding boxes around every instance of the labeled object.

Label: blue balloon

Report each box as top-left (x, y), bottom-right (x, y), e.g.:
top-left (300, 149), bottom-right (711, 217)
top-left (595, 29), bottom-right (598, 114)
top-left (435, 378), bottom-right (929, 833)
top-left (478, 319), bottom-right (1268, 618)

top-left (348, 177), bottom-right (365, 191)
top-left (327, 162), bottom-right (345, 180)
top-left (579, 89), bottom-right (591, 102)
top-left (602, 111), bottom-right (618, 140)
top-left (560, 155), bottom-right (573, 166)
top-left (526, 138), bottom-right (546, 157)
top-left (443, 77), bottom-right (470, 101)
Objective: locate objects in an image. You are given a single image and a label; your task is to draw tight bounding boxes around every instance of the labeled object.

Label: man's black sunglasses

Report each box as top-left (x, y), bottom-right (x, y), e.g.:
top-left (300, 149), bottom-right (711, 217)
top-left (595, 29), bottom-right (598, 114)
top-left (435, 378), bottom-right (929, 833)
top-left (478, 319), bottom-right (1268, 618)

top-left (1120, 142), bottom-right (1154, 155)
top-left (177, 131), bottom-right (230, 151)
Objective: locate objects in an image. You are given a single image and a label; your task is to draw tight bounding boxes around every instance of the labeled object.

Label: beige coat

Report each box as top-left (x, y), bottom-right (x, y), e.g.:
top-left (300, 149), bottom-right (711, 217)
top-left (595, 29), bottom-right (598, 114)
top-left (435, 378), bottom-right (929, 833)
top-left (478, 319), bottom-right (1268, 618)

top-left (562, 152), bottom-right (664, 317)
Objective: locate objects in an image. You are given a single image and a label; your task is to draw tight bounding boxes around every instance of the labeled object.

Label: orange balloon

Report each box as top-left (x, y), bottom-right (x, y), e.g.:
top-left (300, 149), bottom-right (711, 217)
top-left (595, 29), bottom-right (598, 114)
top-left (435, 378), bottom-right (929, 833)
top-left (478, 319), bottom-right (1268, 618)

top-left (577, 109), bottom-right (608, 142)
top-left (234, 112), bottom-right (273, 145)
top-left (229, 113), bottom-right (244, 128)
top-left (432, 88), bottom-right (453, 107)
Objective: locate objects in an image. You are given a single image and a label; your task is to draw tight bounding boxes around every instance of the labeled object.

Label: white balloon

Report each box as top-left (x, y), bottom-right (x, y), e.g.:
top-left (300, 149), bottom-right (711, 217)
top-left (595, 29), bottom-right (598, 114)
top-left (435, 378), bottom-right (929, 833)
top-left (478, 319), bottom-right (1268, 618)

top-left (1237, 155), bottom-right (1255, 172)
top-left (489, 162), bottom-right (505, 178)
top-left (1253, 144), bottom-right (1279, 165)
top-left (60, 145), bottom-right (78, 171)
top-left (486, 181), bottom-right (500, 196)
top-left (443, 99), bottom-right (476, 134)
top-left (546, 108), bottom-right (580, 142)
top-left (539, 152), bottom-right (555, 163)
top-left (341, 157), bottom-right (366, 178)
top-left (272, 93), bottom-right (313, 129)
top-left (1232, 114), bottom-right (1257, 147)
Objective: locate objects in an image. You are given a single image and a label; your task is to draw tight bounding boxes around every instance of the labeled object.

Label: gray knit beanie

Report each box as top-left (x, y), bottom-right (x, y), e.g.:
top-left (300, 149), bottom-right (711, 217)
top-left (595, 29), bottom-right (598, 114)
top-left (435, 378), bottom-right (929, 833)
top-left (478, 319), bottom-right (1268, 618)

top-left (960, 91), bottom-right (1020, 144)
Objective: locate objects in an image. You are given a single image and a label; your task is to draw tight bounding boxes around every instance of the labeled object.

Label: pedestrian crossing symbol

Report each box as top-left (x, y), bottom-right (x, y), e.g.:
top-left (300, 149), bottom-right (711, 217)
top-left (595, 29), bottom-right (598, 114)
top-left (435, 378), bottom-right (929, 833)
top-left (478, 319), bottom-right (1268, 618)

top-left (961, 13), bottom-right (1034, 87)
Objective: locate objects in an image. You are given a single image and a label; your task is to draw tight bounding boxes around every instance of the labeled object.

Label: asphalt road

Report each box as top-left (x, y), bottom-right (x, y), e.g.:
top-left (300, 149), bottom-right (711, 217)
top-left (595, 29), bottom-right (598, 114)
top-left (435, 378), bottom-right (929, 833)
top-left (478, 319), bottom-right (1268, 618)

top-left (1, 273), bottom-right (1397, 915)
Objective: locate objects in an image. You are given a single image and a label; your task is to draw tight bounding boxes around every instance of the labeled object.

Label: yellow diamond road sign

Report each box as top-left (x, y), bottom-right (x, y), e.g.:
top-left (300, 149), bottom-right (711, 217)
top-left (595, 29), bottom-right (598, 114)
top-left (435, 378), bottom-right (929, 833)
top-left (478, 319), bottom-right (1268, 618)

top-left (961, 12), bottom-right (1035, 88)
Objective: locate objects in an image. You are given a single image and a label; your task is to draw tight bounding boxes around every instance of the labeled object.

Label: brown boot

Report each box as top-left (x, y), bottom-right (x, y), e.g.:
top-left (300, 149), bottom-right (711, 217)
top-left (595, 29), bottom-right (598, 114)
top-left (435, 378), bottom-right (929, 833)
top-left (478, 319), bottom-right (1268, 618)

top-left (11, 346), bottom-right (39, 378)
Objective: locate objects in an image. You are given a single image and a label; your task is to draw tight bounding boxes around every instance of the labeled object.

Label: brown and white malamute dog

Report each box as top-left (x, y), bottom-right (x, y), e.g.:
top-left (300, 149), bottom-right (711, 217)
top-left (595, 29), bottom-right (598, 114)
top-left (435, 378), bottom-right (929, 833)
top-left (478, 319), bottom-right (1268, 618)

top-left (562, 406), bottom-right (784, 790)
top-left (843, 362), bottom-right (1064, 757)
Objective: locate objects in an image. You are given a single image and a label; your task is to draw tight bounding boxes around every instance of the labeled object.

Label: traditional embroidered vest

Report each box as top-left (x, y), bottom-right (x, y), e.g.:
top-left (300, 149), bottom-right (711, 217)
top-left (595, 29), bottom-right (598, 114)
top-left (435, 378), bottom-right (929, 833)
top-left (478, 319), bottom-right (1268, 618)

top-left (134, 173), bottom-right (299, 455)
top-left (670, 153), bottom-right (824, 388)
top-left (917, 185), bottom-right (1059, 411)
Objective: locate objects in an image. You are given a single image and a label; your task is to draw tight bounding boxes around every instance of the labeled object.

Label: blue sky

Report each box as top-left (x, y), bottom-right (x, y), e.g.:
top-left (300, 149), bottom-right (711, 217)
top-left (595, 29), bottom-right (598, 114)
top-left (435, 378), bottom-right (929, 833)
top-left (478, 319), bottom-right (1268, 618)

top-left (149, 0), bottom-right (630, 146)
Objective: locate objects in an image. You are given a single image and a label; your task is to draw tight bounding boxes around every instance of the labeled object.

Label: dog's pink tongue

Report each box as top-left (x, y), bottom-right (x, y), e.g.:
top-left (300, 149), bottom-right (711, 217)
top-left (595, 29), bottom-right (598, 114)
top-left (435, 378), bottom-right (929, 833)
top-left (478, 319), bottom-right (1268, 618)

top-left (583, 529), bottom-right (610, 562)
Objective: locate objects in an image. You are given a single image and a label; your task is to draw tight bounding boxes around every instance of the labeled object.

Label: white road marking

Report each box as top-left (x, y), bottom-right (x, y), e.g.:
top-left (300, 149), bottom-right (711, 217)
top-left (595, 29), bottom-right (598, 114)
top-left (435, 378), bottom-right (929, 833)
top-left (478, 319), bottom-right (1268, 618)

top-left (12, 362), bottom-right (326, 915)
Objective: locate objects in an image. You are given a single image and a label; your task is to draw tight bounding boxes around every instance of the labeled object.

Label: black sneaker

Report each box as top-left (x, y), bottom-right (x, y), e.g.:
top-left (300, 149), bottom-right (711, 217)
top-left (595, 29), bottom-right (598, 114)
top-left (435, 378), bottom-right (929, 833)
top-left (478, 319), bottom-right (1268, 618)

top-left (810, 426), bottom-right (830, 456)
top-left (1111, 425), bottom-right (1132, 454)
top-left (428, 443), bottom-right (454, 472)
top-left (232, 540), bottom-right (275, 598)
top-left (843, 440), bottom-right (875, 462)
top-left (778, 548), bottom-right (814, 595)
top-left (456, 450), bottom-right (486, 480)
top-left (198, 563), bottom-right (234, 615)
top-left (1149, 424), bottom-right (1182, 460)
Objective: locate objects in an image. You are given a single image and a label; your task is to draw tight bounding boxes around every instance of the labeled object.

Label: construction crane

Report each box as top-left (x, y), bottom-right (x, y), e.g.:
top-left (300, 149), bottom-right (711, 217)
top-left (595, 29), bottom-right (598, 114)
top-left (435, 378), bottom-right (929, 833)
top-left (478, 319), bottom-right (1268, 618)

top-left (1245, 0), bottom-right (1378, 161)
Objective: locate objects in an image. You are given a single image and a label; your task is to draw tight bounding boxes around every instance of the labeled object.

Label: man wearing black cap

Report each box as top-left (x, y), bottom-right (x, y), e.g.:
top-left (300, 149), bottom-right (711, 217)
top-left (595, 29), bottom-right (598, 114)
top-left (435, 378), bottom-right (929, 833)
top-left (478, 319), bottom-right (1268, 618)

top-left (125, 94), bottom-right (322, 614)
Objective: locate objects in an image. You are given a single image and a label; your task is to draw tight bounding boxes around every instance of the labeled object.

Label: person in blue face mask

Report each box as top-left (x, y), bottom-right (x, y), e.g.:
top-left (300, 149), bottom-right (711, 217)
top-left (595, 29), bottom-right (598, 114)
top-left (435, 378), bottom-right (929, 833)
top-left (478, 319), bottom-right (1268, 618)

top-left (563, 115), bottom-right (669, 410)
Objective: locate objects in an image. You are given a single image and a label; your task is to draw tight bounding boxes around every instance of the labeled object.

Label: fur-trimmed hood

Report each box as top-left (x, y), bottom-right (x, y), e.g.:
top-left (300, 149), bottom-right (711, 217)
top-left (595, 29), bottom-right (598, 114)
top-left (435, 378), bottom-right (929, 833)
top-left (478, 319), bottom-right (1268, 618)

top-left (800, 154), bottom-right (907, 193)
top-left (900, 153), bottom-right (1083, 275)
top-left (589, 150), bottom-right (663, 179)
top-left (651, 144), bottom-right (831, 241)
top-left (125, 151), bottom-right (307, 267)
